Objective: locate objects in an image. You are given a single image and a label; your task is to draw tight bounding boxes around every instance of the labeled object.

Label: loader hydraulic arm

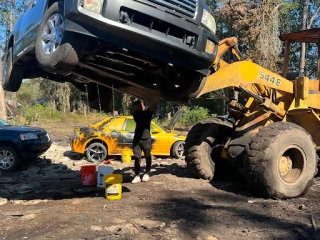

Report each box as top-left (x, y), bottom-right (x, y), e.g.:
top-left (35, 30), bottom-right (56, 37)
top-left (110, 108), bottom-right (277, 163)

top-left (200, 61), bottom-right (294, 97)
top-left (239, 85), bottom-right (286, 117)
top-left (201, 37), bottom-right (296, 118)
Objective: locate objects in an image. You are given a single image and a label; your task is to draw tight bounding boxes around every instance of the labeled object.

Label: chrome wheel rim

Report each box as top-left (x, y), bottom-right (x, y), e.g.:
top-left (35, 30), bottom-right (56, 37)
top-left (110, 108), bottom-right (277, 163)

top-left (0, 150), bottom-right (15, 169)
top-left (41, 13), bottom-right (65, 56)
top-left (177, 142), bottom-right (185, 158)
top-left (88, 145), bottom-right (105, 162)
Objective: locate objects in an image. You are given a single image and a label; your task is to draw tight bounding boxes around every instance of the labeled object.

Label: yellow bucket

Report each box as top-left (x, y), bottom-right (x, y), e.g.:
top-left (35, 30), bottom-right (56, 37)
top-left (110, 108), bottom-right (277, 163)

top-left (121, 150), bottom-right (131, 164)
top-left (104, 174), bottom-right (122, 200)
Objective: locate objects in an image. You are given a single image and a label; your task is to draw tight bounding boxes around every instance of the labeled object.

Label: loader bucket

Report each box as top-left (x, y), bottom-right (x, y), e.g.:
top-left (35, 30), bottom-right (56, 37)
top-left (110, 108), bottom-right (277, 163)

top-left (197, 61), bottom-right (294, 98)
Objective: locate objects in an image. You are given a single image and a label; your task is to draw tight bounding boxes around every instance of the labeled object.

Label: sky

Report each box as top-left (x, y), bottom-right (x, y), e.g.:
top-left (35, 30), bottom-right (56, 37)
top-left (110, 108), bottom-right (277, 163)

top-left (0, 0), bottom-right (27, 53)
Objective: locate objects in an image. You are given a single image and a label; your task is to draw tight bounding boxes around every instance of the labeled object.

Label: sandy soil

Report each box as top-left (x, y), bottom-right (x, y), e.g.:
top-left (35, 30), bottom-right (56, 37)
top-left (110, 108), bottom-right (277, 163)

top-left (0, 122), bottom-right (319, 240)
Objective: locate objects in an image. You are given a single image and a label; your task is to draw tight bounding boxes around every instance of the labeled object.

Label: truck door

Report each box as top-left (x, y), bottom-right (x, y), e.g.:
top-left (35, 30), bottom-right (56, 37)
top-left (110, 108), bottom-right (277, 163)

top-left (20, 0), bottom-right (47, 51)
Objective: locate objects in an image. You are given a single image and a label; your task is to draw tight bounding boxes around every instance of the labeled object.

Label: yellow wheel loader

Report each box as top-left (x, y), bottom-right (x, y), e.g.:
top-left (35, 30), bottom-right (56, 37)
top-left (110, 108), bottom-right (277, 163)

top-left (185, 28), bottom-right (320, 199)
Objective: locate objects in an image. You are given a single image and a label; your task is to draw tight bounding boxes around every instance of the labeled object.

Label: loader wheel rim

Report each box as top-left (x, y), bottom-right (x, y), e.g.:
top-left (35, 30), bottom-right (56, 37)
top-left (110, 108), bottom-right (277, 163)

top-left (41, 13), bottom-right (65, 56)
top-left (277, 145), bottom-right (306, 185)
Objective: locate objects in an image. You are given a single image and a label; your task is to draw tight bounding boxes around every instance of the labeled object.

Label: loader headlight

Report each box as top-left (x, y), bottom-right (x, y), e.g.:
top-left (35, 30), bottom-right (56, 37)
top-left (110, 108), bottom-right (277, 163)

top-left (201, 9), bottom-right (217, 34)
top-left (83, 0), bottom-right (103, 14)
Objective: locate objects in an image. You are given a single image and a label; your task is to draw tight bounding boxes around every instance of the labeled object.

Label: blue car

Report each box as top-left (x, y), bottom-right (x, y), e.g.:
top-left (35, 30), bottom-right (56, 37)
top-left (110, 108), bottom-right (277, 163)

top-left (0, 119), bottom-right (51, 172)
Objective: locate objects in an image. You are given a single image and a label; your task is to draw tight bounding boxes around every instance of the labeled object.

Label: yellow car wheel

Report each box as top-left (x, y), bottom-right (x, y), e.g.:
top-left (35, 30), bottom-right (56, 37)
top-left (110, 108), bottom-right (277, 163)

top-left (86, 142), bottom-right (107, 163)
top-left (171, 141), bottom-right (185, 159)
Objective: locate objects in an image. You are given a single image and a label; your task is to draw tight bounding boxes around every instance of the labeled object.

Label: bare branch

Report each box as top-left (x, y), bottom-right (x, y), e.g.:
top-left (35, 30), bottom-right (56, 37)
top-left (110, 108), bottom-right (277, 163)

top-left (227, 1), bottom-right (245, 19)
top-left (308, 5), bottom-right (320, 28)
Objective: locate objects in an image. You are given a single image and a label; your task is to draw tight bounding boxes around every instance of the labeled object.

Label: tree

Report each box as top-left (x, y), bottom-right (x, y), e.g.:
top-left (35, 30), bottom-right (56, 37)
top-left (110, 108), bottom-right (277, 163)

top-left (216, 0), bottom-right (283, 71)
top-left (299, 0), bottom-right (320, 75)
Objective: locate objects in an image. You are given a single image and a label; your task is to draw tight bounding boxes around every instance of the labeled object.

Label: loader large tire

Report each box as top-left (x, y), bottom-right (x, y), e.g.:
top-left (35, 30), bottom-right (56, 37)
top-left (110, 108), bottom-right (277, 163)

top-left (245, 122), bottom-right (318, 199)
top-left (185, 118), bottom-right (233, 180)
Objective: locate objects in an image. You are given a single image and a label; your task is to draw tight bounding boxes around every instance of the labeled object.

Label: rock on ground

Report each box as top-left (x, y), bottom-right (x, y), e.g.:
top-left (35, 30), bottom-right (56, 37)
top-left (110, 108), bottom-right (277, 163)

top-left (130, 218), bottom-right (166, 229)
top-left (0, 198), bottom-right (8, 206)
top-left (20, 214), bottom-right (36, 221)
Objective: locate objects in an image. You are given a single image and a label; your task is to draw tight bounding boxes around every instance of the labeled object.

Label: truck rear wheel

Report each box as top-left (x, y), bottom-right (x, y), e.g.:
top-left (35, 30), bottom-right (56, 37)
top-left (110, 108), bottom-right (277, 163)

top-left (2, 47), bottom-right (24, 92)
top-left (185, 118), bottom-right (233, 180)
top-left (245, 122), bottom-right (318, 199)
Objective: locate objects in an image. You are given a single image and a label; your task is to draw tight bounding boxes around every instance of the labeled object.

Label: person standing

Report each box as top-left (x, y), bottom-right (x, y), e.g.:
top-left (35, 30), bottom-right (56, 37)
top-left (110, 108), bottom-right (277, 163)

top-left (131, 100), bottom-right (154, 184)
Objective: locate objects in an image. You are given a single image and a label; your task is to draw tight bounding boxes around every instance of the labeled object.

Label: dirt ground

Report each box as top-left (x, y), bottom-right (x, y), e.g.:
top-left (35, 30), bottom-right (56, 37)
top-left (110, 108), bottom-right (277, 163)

top-left (0, 122), bottom-right (320, 240)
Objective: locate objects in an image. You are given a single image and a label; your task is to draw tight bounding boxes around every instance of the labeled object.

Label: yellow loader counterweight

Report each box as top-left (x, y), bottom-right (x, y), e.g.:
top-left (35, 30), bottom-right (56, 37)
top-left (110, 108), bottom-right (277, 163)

top-left (185, 29), bottom-right (320, 199)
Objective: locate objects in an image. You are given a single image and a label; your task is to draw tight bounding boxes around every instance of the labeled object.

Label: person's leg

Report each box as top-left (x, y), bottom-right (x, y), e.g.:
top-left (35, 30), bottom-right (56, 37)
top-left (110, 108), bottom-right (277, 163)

top-left (141, 138), bottom-right (152, 175)
top-left (132, 141), bottom-right (142, 179)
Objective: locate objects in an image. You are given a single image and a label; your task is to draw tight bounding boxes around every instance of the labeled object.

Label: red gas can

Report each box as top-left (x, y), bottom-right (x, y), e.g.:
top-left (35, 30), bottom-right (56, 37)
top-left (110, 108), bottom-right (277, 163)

top-left (80, 165), bottom-right (96, 186)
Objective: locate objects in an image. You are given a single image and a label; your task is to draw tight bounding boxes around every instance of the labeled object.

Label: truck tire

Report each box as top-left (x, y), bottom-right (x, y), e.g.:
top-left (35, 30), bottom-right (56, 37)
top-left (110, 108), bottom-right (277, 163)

top-left (157, 72), bottom-right (205, 102)
top-left (185, 118), bottom-right (234, 180)
top-left (88, 84), bottom-right (112, 112)
top-left (0, 146), bottom-right (20, 172)
top-left (35, 2), bottom-right (86, 73)
top-left (244, 122), bottom-right (318, 199)
top-left (2, 47), bottom-right (24, 92)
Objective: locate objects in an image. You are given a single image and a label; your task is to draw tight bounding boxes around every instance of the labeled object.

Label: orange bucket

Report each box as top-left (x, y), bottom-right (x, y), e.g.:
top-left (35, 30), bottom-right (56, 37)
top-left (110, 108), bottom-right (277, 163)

top-left (81, 165), bottom-right (96, 186)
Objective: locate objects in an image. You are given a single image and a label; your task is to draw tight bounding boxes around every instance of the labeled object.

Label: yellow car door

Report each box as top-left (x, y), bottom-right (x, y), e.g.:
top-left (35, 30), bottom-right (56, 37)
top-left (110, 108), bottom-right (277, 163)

top-left (103, 117), bottom-right (126, 155)
top-left (150, 122), bottom-right (170, 156)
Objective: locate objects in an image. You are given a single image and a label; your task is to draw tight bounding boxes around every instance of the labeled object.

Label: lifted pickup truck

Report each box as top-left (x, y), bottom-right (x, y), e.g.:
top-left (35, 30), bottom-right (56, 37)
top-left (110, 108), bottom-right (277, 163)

top-left (3, 0), bottom-right (218, 109)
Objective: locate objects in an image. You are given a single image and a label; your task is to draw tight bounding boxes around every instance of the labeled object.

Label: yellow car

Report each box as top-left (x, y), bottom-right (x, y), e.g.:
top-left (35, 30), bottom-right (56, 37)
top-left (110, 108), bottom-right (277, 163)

top-left (71, 110), bottom-right (185, 162)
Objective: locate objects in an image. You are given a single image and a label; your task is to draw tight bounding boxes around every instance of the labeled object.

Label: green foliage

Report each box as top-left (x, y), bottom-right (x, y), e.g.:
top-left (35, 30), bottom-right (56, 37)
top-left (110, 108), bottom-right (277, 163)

top-left (189, 91), bottom-right (226, 115)
top-left (179, 106), bottom-right (209, 126)
top-left (22, 104), bottom-right (67, 124)
top-left (17, 79), bottom-right (44, 105)
top-left (153, 117), bottom-right (169, 128)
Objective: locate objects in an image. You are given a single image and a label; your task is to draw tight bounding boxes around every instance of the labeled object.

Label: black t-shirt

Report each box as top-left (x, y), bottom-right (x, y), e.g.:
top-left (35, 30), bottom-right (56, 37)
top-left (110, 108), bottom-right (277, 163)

top-left (133, 109), bottom-right (153, 141)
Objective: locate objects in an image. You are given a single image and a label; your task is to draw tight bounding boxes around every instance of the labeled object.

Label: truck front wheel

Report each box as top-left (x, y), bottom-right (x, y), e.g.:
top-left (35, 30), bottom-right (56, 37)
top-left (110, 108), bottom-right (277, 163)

top-left (35, 2), bottom-right (86, 73)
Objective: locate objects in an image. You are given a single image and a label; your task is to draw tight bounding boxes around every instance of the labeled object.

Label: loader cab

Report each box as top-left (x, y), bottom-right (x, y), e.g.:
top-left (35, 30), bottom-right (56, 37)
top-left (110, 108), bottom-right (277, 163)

top-left (279, 28), bottom-right (320, 91)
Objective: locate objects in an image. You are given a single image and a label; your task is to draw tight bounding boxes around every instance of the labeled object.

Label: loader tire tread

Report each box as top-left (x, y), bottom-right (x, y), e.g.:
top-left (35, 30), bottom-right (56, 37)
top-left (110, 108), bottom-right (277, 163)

top-left (185, 118), bottom-right (233, 181)
top-left (245, 122), bottom-right (318, 199)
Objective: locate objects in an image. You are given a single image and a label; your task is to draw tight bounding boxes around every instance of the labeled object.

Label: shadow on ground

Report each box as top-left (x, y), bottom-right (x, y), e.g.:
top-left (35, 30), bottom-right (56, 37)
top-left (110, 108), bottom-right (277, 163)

top-left (0, 155), bottom-right (191, 201)
top-left (148, 192), bottom-right (320, 239)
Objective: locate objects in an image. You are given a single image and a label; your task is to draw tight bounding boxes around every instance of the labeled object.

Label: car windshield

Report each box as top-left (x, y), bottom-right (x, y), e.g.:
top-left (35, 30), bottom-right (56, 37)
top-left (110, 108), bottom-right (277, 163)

top-left (0, 119), bottom-right (9, 126)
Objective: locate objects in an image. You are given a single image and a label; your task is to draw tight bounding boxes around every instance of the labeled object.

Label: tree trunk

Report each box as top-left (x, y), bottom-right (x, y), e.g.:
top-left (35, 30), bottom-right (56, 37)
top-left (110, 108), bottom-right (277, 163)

top-left (299, 0), bottom-right (309, 76)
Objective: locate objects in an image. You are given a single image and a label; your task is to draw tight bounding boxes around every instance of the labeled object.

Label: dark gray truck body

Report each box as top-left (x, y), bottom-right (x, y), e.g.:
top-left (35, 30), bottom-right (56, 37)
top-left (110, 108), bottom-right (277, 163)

top-left (4, 0), bottom-right (219, 105)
